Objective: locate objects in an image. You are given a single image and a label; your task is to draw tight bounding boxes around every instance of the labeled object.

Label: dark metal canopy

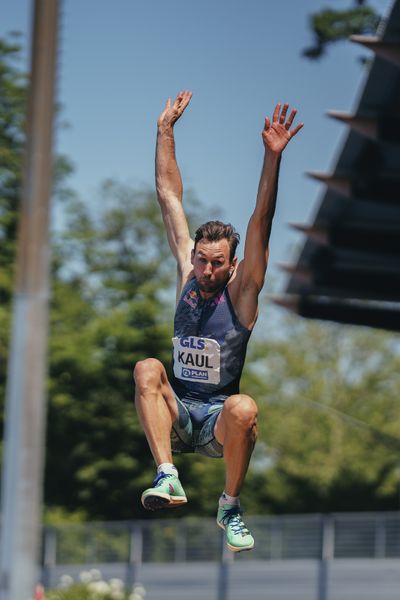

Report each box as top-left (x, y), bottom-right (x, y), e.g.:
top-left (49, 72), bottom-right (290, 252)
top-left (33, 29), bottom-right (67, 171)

top-left (274, 0), bottom-right (400, 331)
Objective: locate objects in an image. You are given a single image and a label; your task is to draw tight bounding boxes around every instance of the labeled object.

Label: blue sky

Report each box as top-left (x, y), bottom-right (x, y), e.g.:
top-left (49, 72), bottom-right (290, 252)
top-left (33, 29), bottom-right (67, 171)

top-left (2, 0), bottom-right (392, 293)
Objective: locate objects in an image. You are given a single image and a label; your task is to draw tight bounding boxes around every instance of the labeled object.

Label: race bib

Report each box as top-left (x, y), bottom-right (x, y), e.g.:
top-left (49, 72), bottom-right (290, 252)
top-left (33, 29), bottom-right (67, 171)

top-left (172, 336), bottom-right (221, 385)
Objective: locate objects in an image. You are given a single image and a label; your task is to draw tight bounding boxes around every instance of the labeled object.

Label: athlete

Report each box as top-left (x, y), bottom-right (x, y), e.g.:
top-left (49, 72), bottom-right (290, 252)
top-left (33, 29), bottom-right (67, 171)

top-left (134, 91), bottom-right (303, 552)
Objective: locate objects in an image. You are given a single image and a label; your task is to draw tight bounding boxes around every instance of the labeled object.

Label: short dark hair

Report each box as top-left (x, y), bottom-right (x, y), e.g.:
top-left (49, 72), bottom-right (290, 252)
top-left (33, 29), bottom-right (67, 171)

top-left (194, 220), bottom-right (240, 262)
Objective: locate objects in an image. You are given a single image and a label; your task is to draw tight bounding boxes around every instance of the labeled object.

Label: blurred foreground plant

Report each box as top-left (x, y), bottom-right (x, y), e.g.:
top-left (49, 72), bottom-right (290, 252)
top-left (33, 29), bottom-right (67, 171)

top-left (42, 568), bottom-right (146, 600)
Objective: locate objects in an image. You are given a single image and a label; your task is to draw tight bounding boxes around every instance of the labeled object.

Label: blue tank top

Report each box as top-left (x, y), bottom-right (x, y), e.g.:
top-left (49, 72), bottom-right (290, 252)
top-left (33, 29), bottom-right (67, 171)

top-left (172, 277), bottom-right (252, 401)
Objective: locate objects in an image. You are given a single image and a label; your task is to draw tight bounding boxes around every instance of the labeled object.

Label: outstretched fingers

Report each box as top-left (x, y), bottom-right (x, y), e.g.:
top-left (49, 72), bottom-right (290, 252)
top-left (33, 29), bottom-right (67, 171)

top-left (275, 103), bottom-right (304, 137)
top-left (174, 90), bottom-right (193, 114)
top-left (289, 121), bottom-right (304, 138)
top-left (262, 102), bottom-right (303, 152)
top-left (285, 108), bottom-right (304, 137)
top-left (284, 108), bottom-right (297, 129)
top-left (272, 103), bottom-right (281, 123)
top-left (279, 103), bottom-right (289, 124)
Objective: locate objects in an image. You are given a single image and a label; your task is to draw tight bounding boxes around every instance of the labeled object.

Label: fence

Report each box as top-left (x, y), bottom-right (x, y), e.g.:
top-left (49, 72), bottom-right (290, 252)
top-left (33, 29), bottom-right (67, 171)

top-left (41, 511), bottom-right (400, 599)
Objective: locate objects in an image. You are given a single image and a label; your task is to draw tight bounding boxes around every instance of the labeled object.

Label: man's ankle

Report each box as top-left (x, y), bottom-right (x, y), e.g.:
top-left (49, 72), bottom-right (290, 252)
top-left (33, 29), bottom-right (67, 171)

top-left (157, 463), bottom-right (178, 477)
top-left (219, 491), bottom-right (240, 507)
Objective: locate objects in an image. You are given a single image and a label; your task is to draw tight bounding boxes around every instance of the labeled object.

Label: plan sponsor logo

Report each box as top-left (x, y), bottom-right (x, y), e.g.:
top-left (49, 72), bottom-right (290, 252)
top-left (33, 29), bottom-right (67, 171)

top-left (182, 368), bottom-right (209, 380)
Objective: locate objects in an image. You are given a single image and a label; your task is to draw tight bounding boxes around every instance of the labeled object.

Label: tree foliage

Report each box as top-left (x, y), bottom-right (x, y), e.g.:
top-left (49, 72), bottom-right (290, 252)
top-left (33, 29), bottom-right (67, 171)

top-left (303, 1), bottom-right (380, 59)
top-left (0, 35), bottom-right (27, 420)
top-left (241, 314), bottom-right (400, 513)
top-left (46, 183), bottom-right (177, 520)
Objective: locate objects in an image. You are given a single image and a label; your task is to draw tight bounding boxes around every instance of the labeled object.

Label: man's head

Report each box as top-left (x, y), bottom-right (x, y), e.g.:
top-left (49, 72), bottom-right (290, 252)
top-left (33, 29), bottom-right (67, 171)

top-left (194, 221), bottom-right (240, 261)
top-left (191, 221), bottom-right (240, 295)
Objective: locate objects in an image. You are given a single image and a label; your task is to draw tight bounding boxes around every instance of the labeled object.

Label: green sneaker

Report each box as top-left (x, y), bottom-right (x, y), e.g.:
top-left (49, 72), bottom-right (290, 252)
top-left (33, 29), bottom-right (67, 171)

top-left (141, 472), bottom-right (187, 511)
top-left (217, 504), bottom-right (255, 552)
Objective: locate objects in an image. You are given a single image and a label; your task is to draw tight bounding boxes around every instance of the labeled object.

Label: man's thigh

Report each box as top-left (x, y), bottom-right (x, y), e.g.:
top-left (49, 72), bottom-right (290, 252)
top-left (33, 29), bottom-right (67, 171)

top-left (171, 394), bottom-right (193, 452)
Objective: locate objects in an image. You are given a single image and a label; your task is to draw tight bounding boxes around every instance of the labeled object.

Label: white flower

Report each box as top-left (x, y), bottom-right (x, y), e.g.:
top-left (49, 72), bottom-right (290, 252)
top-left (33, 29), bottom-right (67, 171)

top-left (109, 590), bottom-right (124, 600)
top-left (88, 580), bottom-right (110, 595)
top-left (132, 584), bottom-right (146, 597)
top-left (109, 578), bottom-right (124, 589)
top-left (89, 568), bottom-right (103, 581)
top-left (129, 594), bottom-right (142, 600)
top-left (79, 570), bottom-right (93, 584)
top-left (59, 574), bottom-right (74, 587)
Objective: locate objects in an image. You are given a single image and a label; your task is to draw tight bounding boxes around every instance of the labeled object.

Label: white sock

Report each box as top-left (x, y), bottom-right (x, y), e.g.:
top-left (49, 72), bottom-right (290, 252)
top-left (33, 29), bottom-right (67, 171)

top-left (157, 463), bottom-right (178, 477)
top-left (219, 491), bottom-right (240, 507)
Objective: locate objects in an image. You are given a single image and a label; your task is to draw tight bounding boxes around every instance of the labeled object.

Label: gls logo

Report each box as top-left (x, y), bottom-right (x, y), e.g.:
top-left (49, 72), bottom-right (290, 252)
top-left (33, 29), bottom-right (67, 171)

top-left (179, 337), bottom-right (205, 350)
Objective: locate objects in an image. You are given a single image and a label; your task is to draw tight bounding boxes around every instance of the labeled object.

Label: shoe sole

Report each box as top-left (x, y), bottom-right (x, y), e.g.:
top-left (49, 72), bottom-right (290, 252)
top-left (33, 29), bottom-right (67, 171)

top-left (141, 491), bottom-right (187, 511)
top-left (217, 520), bottom-right (255, 553)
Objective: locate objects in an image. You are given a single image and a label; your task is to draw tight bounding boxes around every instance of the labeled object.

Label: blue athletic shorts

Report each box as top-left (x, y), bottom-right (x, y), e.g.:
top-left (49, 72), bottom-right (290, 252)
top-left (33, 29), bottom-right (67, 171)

top-left (171, 393), bottom-right (225, 458)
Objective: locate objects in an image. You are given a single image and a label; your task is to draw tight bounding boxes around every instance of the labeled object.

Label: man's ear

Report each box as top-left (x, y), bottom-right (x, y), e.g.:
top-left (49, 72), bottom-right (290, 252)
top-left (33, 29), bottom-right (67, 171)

top-left (191, 249), bottom-right (194, 265)
top-left (230, 256), bottom-right (238, 272)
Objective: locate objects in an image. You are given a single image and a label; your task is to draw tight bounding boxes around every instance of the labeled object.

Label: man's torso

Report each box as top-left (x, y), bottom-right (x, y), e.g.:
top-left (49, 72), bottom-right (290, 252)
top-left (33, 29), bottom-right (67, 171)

top-left (172, 278), bottom-right (252, 401)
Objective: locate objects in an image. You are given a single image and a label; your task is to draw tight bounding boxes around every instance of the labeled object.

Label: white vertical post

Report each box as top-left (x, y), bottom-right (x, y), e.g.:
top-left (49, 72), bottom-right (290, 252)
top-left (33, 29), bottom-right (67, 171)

top-left (0, 1), bottom-right (59, 598)
top-left (374, 514), bottom-right (386, 558)
top-left (317, 515), bottom-right (335, 600)
top-left (126, 522), bottom-right (143, 590)
top-left (42, 528), bottom-right (57, 588)
top-left (217, 531), bottom-right (233, 600)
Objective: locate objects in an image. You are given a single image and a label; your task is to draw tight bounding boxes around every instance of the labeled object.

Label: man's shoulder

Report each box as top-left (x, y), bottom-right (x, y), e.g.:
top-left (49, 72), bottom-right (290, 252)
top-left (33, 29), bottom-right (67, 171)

top-left (175, 269), bottom-right (195, 305)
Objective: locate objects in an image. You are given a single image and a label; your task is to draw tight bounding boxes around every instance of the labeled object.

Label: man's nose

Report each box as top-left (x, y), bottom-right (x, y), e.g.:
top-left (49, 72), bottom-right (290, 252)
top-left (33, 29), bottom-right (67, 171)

top-left (204, 262), bottom-right (212, 276)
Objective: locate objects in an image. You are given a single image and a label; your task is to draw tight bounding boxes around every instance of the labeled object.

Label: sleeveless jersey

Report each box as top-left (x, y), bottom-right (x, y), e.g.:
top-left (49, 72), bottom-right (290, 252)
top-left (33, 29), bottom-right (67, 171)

top-left (172, 277), bottom-right (252, 401)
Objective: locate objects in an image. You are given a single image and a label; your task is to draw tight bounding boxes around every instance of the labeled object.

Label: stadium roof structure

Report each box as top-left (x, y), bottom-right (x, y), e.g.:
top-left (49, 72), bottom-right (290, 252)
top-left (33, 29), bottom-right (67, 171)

top-left (273, 0), bottom-right (400, 332)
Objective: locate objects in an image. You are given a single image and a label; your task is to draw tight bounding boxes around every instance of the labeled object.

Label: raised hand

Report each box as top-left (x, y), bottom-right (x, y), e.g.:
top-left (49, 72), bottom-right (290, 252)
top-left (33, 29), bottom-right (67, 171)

top-left (157, 90), bottom-right (193, 133)
top-left (262, 103), bottom-right (303, 155)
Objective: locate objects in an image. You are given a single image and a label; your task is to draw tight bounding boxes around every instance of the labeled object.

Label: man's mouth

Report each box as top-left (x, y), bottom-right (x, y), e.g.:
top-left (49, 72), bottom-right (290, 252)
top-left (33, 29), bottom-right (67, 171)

top-left (198, 278), bottom-right (216, 288)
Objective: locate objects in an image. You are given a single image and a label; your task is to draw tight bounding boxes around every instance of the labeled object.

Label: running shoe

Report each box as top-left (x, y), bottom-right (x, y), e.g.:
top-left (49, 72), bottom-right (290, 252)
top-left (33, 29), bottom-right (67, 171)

top-left (141, 472), bottom-right (187, 511)
top-left (217, 504), bottom-right (255, 552)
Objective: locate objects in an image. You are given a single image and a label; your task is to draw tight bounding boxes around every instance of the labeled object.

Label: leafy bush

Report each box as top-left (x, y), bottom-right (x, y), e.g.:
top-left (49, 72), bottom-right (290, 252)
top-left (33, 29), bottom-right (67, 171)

top-left (42, 569), bottom-right (146, 600)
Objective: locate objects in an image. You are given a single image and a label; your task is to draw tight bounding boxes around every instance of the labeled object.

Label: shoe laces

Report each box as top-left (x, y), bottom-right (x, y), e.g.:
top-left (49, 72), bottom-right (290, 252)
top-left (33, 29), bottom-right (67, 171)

top-left (152, 472), bottom-right (173, 487)
top-left (220, 506), bottom-right (250, 536)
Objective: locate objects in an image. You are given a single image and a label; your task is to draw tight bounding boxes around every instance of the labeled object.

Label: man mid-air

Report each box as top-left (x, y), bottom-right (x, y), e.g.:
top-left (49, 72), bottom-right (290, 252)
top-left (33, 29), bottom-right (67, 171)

top-left (134, 91), bottom-right (303, 552)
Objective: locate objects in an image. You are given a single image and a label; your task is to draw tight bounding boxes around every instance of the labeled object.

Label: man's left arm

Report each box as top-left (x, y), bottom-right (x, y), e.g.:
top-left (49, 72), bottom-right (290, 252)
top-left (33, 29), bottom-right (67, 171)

top-left (232, 103), bottom-right (303, 329)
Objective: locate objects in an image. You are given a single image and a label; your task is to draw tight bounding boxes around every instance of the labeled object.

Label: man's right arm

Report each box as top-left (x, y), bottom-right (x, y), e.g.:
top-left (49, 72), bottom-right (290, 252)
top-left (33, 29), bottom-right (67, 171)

top-left (155, 91), bottom-right (194, 295)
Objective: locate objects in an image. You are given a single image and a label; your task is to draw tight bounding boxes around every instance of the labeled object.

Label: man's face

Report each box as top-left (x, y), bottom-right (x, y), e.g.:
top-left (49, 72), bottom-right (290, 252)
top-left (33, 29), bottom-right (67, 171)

top-left (191, 239), bottom-right (236, 295)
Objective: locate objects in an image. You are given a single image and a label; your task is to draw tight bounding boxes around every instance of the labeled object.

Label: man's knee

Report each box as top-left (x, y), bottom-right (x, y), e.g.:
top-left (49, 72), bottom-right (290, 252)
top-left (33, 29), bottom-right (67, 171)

top-left (224, 394), bottom-right (258, 429)
top-left (133, 358), bottom-right (164, 391)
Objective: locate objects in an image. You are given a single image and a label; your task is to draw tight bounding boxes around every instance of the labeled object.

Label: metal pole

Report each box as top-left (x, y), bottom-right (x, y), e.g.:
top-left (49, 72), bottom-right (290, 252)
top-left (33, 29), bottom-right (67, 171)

top-left (317, 515), bottom-right (334, 600)
top-left (126, 522), bottom-right (143, 590)
top-left (0, 1), bottom-right (59, 598)
top-left (270, 516), bottom-right (283, 559)
top-left (42, 528), bottom-right (57, 589)
top-left (374, 514), bottom-right (386, 558)
top-left (217, 531), bottom-right (233, 600)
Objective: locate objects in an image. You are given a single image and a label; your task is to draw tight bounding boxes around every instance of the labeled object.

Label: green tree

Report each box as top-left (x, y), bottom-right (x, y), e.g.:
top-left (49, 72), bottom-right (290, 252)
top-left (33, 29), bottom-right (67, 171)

top-left (240, 313), bottom-right (400, 513)
top-left (303, 1), bottom-right (380, 59)
top-left (0, 34), bottom-right (27, 424)
top-left (46, 182), bottom-right (176, 519)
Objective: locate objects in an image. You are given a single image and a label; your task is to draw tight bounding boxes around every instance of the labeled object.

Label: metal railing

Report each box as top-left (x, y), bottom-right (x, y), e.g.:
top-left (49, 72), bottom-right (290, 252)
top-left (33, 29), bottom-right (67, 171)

top-left (41, 511), bottom-right (400, 600)
top-left (42, 511), bottom-right (400, 566)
